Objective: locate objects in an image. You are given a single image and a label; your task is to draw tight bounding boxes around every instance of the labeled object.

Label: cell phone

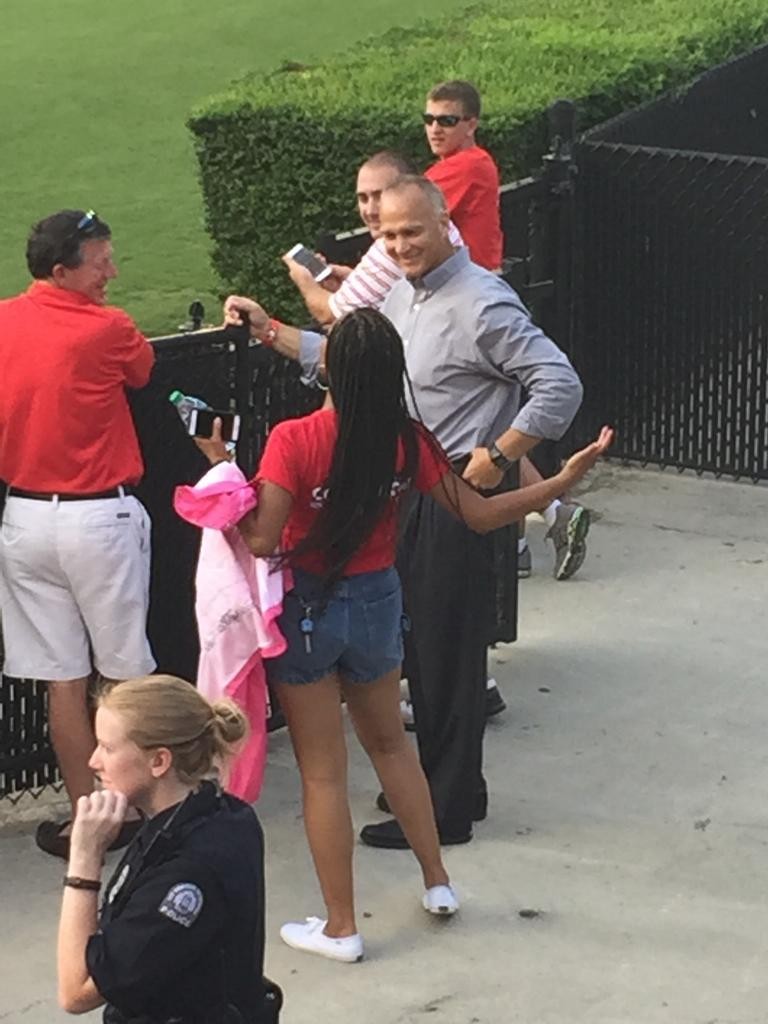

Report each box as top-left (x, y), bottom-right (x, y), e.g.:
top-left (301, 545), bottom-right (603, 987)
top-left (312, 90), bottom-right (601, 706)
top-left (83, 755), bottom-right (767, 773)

top-left (285, 243), bottom-right (332, 282)
top-left (187, 408), bottom-right (241, 443)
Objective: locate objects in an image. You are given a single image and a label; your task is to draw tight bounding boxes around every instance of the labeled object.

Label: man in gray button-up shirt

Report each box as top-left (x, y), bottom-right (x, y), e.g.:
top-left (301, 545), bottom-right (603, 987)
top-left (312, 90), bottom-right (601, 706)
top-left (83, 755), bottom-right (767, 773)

top-left (220, 176), bottom-right (582, 848)
top-left (358, 176), bottom-right (583, 849)
top-left (382, 219), bottom-right (581, 468)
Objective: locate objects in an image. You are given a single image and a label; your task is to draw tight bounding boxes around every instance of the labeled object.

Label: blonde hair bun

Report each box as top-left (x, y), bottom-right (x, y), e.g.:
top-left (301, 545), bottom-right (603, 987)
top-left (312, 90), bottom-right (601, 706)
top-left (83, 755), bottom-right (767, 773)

top-left (99, 675), bottom-right (250, 787)
top-left (210, 698), bottom-right (249, 748)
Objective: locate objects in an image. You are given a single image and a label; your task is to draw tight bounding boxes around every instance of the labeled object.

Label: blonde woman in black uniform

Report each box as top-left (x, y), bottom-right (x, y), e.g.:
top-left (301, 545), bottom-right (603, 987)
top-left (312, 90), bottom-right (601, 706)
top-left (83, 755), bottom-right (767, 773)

top-left (57, 675), bottom-right (281, 1024)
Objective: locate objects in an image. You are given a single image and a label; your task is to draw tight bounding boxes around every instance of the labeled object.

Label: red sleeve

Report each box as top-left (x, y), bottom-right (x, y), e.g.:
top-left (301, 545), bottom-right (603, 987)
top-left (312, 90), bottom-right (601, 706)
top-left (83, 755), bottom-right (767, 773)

top-left (413, 424), bottom-right (451, 493)
top-left (108, 310), bottom-right (154, 387)
top-left (256, 420), bottom-right (300, 497)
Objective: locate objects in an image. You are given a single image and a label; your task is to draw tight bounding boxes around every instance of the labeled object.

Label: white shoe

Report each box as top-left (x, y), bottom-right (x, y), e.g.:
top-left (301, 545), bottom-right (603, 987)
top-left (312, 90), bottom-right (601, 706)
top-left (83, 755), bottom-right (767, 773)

top-left (279, 916), bottom-right (364, 962)
top-left (422, 884), bottom-right (459, 916)
top-left (400, 698), bottom-right (415, 727)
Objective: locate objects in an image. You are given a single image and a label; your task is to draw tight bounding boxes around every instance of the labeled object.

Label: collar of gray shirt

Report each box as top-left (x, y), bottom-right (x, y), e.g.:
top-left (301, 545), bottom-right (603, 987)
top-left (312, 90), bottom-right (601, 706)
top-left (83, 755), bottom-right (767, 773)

top-left (407, 246), bottom-right (470, 297)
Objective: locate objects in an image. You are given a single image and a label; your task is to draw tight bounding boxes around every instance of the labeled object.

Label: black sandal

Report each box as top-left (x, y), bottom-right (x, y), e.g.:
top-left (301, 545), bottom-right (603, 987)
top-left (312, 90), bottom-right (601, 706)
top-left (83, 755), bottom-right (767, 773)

top-left (36, 816), bottom-right (144, 859)
top-left (35, 819), bottom-right (71, 860)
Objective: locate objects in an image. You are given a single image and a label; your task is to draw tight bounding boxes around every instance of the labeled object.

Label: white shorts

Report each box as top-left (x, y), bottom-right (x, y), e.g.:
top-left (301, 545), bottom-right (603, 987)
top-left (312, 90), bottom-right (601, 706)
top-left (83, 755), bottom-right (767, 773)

top-left (0, 493), bottom-right (156, 681)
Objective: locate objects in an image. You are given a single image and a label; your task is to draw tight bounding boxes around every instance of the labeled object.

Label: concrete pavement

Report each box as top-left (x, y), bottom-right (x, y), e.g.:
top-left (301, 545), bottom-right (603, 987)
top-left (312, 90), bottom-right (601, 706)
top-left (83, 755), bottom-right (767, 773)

top-left (2, 463), bottom-right (767, 1024)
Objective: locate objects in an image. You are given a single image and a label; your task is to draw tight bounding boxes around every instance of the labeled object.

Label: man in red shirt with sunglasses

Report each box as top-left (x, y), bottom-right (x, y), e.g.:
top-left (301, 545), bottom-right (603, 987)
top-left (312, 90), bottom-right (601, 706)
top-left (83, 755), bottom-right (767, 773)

top-left (424, 80), bottom-right (590, 578)
top-left (0, 209), bottom-right (155, 858)
top-left (423, 79), bottom-right (504, 273)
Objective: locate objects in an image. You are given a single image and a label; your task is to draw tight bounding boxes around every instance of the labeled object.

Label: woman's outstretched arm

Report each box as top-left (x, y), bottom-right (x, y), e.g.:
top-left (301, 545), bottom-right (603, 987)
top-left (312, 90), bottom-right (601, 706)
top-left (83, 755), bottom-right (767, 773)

top-left (429, 427), bottom-right (613, 533)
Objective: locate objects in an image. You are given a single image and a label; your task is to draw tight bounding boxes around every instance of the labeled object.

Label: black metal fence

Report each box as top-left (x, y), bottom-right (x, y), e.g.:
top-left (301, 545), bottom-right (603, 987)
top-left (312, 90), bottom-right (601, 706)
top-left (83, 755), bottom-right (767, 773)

top-left (0, 673), bottom-right (59, 796)
top-left (568, 145), bottom-right (768, 478)
top-left (565, 43), bottom-right (768, 481)
top-left (583, 40), bottom-right (768, 159)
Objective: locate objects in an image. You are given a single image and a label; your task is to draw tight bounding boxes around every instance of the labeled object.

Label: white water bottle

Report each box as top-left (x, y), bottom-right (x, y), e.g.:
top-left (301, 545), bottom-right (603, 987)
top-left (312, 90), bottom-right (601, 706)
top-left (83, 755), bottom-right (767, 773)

top-left (168, 390), bottom-right (210, 428)
top-left (169, 390), bottom-right (237, 455)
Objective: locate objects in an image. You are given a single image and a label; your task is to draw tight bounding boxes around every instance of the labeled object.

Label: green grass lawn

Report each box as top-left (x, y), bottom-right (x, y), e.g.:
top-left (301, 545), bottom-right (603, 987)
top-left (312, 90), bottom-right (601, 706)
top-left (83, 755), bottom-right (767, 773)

top-left (1, 0), bottom-right (471, 335)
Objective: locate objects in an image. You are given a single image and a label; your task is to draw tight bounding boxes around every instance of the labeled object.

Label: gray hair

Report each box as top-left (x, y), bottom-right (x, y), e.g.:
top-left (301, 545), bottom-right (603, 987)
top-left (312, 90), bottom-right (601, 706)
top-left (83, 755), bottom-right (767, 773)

top-left (381, 175), bottom-right (447, 216)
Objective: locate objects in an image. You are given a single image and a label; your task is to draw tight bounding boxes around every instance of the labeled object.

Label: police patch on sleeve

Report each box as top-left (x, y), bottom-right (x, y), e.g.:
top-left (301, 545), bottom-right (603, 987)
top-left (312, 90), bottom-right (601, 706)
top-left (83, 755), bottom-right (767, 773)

top-left (158, 883), bottom-right (204, 928)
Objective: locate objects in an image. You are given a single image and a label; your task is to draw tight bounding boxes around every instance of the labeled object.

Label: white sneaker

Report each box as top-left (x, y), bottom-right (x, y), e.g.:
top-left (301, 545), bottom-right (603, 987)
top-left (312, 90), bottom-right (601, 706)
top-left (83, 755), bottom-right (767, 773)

top-left (400, 698), bottom-right (415, 726)
top-left (279, 916), bottom-right (364, 963)
top-left (422, 884), bottom-right (459, 916)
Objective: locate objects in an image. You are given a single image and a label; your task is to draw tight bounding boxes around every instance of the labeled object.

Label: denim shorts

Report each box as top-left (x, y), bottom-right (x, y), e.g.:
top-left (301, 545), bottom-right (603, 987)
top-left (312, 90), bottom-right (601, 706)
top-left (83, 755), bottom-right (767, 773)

top-left (267, 567), bottom-right (404, 685)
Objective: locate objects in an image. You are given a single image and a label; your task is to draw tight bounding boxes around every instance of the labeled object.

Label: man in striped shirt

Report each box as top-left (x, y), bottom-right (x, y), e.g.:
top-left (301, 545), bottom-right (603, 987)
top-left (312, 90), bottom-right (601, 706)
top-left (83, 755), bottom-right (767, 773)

top-left (284, 150), bottom-right (462, 328)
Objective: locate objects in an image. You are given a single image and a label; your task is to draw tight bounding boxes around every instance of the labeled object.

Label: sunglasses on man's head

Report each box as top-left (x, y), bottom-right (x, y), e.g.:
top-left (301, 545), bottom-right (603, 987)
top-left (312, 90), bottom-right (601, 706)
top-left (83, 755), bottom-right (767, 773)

top-left (422, 113), bottom-right (466, 128)
top-left (76, 210), bottom-right (98, 233)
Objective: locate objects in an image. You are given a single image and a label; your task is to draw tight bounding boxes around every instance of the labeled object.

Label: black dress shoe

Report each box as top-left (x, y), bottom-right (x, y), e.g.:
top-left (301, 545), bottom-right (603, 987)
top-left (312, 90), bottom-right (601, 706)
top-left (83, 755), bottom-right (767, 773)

top-left (360, 818), bottom-right (472, 849)
top-left (375, 789), bottom-right (487, 822)
top-left (473, 789), bottom-right (488, 822)
top-left (35, 820), bottom-right (71, 859)
top-left (485, 681), bottom-right (507, 718)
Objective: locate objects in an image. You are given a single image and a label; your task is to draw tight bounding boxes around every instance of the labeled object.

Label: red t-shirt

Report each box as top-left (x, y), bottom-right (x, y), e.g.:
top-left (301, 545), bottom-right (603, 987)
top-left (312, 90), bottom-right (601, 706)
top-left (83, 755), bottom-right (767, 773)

top-left (425, 145), bottom-right (503, 271)
top-left (257, 408), bottom-right (450, 576)
top-left (0, 280), bottom-right (154, 491)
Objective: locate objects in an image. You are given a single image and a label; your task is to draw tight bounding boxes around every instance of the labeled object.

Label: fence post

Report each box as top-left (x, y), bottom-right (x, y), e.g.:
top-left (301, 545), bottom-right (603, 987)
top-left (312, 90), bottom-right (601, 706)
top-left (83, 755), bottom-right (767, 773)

top-left (528, 99), bottom-right (577, 341)
top-left (231, 325), bottom-right (257, 477)
top-left (526, 100), bottom-right (578, 474)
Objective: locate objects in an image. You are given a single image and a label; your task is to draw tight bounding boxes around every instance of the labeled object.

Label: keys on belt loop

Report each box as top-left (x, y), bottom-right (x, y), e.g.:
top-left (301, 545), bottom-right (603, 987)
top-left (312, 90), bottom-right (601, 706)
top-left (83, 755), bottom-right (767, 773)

top-left (299, 605), bottom-right (314, 654)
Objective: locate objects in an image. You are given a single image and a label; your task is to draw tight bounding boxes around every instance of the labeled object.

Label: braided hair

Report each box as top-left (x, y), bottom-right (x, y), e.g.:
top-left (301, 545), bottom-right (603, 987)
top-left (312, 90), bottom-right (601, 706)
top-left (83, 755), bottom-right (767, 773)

top-left (284, 307), bottom-right (420, 591)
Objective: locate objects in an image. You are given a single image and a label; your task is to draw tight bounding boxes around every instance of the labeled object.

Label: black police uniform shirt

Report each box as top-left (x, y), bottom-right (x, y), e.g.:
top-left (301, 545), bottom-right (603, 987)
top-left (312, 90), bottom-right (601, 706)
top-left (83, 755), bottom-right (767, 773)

top-left (86, 781), bottom-right (266, 1024)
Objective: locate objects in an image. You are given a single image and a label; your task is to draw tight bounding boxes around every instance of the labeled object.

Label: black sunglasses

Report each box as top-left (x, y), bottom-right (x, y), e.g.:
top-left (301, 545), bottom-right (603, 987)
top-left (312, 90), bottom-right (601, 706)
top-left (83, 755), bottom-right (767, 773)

top-left (422, 113), bottom-right (467, 128)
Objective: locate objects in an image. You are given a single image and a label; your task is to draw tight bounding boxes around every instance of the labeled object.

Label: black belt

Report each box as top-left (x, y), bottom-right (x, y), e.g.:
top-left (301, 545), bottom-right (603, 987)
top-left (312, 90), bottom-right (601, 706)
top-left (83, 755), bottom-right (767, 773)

top-left (8, 485), bottom-right (135, 502)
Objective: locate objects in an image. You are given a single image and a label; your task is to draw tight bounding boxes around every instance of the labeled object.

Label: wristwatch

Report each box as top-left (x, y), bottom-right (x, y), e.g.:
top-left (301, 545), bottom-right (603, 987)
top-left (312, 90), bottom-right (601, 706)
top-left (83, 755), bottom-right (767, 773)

top-left (487, 441), bottom-right (515, 474)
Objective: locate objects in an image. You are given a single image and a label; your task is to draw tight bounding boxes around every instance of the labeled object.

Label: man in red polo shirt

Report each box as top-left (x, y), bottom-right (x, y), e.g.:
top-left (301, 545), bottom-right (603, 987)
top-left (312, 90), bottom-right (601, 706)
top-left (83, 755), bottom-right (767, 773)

top-left (0, 209), bottom-right (156, 857)
top-left (423, 79), bottom-right (503, 272)
top-left (423, 80), bottom-right (590, 578)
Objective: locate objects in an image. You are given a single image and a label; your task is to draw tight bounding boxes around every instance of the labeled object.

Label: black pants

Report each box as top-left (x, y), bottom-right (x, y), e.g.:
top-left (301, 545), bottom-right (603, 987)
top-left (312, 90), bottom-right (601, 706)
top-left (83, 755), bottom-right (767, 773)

top-left (397, 491), bottom-right (495, 837)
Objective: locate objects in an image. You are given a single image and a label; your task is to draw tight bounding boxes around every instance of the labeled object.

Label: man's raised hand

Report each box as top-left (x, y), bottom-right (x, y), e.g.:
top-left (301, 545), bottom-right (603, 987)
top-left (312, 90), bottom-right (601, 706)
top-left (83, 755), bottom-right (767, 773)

top-left (223, 295), bottom-right (269, 334)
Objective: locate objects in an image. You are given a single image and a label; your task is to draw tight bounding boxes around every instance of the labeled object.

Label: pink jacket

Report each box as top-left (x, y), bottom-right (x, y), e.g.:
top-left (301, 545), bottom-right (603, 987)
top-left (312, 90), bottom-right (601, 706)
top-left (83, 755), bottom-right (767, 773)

top-left (174, 462), bottom-right (287, 802)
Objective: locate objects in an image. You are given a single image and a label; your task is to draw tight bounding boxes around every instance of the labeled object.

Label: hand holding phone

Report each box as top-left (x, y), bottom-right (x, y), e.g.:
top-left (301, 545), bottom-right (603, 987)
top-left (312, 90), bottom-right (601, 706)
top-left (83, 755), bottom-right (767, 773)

top-left (187, 408), bottom-right (241, 443)
top-left (191, 412), bottom-right (241, 467)
top-left (284, 244), bottom-right (332, 283)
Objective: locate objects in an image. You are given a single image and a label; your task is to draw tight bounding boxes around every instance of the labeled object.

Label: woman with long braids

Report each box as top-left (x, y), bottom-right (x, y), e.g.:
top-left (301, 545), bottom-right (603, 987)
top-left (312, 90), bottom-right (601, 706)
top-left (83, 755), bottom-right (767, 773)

top-left (199, 306), bottom-right (611, 963)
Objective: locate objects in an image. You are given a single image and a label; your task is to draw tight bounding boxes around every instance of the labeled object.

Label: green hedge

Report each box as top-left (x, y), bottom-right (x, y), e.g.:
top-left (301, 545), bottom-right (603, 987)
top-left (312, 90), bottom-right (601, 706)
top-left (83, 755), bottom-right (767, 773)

top-left (188, 0), bottom-right (768, 320)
